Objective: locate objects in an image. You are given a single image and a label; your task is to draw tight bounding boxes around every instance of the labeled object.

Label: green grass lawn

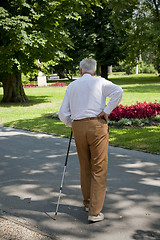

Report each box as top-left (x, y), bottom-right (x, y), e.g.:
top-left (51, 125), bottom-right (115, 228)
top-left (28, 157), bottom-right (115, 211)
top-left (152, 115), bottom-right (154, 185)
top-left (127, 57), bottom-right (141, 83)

top-left (0, 73), bottom-right (160, 154)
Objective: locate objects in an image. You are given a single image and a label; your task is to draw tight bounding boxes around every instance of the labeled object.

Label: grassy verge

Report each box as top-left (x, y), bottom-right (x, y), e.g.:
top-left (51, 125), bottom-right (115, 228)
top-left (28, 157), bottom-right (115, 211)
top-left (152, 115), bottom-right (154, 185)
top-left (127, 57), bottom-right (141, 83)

top-left (0, 74), bottom-right (160, 154)
top-left (109, 126), bottom-right (160, 154)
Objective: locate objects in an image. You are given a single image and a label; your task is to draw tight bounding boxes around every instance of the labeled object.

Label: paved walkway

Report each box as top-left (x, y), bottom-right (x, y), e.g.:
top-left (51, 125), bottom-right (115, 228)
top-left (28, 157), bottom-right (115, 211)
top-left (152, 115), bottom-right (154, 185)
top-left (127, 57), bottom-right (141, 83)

top-left (0, 126), bottom-right (160, 240)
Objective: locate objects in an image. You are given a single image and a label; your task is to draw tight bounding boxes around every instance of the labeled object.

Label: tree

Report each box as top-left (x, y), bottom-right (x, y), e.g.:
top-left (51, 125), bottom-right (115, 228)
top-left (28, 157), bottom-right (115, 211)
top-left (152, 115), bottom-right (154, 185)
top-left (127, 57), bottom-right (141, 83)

top-left (89, 2), bottom-right (124, 78)
top-left (58, 0), bottom-right (124, 79)
top-left (0, 0), bottom-right (99, 103)
top-left (143, 0), bottom-right (160, 72)
top-left (51, 2), bottom-right (99, 80)
top-left (110, 0), bottom-right (160, 73)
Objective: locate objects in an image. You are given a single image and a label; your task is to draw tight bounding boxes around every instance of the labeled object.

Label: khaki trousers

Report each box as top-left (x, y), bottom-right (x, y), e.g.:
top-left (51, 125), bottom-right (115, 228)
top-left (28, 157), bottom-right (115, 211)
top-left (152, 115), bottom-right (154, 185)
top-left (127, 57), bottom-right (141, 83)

top-left (72, 118), bottom-right (109, 216)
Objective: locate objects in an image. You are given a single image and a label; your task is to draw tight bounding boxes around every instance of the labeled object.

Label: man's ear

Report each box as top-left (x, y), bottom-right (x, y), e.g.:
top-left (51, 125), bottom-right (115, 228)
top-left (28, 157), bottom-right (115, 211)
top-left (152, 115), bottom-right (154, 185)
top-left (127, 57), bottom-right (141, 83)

top-left (80, 68), bottom-right (83, 76)
top-left (93, 70), bottom-right (96, 76)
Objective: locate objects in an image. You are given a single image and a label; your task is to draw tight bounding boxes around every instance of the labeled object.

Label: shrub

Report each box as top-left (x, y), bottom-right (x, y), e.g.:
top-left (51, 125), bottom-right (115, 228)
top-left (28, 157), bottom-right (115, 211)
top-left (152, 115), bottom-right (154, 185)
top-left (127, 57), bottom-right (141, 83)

top-left (113, 61), bottom-right (157, 74)
top-left (155, 114), bottom-right (160, 122)
top-left (108, 117), bottom-right (158, 127)
top-left (117, 118), bottom-right (132, 126)
top-left (140, 118), bottom-right (150, 125)
top-left (109, 102), bottom-right (160, 121)
top-left (131, 118), bottom-right (144, 126)
top-left (138, 61), bottom-right (156, 73)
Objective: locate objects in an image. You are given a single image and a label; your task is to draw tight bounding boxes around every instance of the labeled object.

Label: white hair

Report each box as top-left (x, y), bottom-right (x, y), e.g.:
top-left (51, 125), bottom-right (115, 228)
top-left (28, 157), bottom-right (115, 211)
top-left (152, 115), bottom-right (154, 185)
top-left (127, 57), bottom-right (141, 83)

top-left (80, 59), bottom-right (97, 75)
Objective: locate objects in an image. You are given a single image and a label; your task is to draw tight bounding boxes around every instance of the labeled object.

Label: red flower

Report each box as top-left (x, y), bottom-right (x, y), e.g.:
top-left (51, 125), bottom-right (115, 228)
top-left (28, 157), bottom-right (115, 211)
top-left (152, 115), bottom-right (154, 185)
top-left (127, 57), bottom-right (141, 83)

top-left (109, 102), bottom-right (160, 120)
top-left (24, 82), bottom-right (66, 88)
top-left (24, 84), bottom-right (38, 88)
top-left (48, 82), bottom-right (66, 87)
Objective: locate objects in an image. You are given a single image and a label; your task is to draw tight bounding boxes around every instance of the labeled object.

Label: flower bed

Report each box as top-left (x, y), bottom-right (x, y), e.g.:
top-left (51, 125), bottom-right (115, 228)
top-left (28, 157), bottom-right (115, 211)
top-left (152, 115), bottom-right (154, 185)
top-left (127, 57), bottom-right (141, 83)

top-left (109, 102), bottom-right (160, 121)
top-left (46, 102), bottom-right (160, 127)
top-left (24, 84), bottom-right (38, 88)
top-left (48, 82), bottom-right (66, 87)
top-left (24, 82), bottom-right (66, 88)
top-left (108, 115), bottom-right (160, 127)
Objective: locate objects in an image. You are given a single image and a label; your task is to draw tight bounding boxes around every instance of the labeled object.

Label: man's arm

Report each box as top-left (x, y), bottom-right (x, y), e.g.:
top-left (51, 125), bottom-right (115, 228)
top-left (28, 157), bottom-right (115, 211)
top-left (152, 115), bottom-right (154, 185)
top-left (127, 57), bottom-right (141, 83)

top-left (98, 81), bottom-right (123, 122)
top-left (58, 90), bottom-right (72, 127)
top-left (103, 82), bottom-right (123, 115)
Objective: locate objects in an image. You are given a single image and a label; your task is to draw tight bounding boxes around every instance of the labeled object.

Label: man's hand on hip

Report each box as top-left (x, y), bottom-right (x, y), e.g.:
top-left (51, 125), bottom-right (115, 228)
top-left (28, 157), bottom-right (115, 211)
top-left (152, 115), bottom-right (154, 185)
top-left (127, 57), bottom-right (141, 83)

top-left (97, 111), bottom-right (109, 124)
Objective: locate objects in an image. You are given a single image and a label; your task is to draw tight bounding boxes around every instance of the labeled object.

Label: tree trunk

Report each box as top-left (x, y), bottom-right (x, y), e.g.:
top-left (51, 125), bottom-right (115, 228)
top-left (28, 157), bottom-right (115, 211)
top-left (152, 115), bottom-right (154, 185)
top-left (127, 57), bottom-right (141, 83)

top-left (57, 69), bottom-right (65, 79)
top-left (101, 65), bottom-right (108, 79)
top-left (108, 65), bottom-right (112, 76)
top-left (1, 73), bottom-right (28, 103)
top-left (97, 63), bottom-right (101, 76)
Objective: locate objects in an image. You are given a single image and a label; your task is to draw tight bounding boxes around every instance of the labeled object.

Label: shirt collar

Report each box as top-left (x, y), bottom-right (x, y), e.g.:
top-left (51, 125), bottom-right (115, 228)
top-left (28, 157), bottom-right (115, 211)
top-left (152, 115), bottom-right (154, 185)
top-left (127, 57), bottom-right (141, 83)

top-left (83, 73), bottom-right (92, 76)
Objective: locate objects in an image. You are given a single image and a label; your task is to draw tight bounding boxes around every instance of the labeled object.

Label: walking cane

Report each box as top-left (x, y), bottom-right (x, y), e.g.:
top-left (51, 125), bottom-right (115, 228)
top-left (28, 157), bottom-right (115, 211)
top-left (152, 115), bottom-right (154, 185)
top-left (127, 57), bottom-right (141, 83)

top-left (54, 131), bottom-right (72, 220)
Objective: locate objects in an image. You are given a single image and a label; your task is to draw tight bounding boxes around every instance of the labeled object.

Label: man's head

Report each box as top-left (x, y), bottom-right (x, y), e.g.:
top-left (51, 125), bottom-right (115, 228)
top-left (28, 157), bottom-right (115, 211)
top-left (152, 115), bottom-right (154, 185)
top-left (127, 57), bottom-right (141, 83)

top-left (80, 59), bottom-right (97, 76)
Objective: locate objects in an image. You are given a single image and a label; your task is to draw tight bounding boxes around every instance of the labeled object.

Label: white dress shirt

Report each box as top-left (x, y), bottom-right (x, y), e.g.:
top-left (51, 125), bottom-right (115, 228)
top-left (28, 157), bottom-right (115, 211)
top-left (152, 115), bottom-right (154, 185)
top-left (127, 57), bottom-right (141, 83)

top-left (59, 73), bottom-right (123, 127)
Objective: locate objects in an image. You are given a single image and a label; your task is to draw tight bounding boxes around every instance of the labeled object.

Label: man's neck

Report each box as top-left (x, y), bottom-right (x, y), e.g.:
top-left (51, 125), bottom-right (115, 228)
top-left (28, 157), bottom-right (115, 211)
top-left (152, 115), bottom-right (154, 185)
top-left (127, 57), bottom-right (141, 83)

top-left (82, 72), bottom-right (93, 76)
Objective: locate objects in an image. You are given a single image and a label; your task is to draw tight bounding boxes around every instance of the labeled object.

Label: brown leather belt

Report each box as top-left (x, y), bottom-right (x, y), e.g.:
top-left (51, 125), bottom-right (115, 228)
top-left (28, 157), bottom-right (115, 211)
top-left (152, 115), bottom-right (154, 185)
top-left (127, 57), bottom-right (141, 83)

top-left (73, 116), bottom-right (104, 121)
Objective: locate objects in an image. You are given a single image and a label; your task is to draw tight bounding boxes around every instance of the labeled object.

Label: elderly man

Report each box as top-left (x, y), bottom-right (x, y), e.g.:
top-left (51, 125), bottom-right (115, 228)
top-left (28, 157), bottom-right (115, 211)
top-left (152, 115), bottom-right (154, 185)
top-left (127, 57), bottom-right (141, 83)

top-left (59, 59), bottom-right (123, 222)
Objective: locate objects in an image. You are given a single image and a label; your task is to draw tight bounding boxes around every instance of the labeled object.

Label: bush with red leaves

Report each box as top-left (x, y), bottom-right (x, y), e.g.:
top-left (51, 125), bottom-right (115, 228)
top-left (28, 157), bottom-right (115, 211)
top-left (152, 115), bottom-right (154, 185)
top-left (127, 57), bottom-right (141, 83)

top-left (109, 102), bottom-right (160, 120)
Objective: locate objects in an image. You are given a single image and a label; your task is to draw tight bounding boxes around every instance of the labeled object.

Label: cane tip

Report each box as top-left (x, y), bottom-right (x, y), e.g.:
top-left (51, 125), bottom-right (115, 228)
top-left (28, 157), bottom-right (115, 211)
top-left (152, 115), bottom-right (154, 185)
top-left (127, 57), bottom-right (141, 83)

top-left (54, 215), bottom-right (57, 221)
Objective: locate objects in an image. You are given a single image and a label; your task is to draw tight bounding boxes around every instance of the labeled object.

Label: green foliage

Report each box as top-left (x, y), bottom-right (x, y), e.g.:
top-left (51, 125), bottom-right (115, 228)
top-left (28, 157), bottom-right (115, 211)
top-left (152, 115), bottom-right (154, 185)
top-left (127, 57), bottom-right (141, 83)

top-left (113, 61), bottom-right (134, 74)
top-left (89, 3), bottom-right (124, 67)
top-left (155, 114), bottom-right (160, 122)
top-left (55, 0), bottom-right (125, 79)
top-left (22, 71), bottom-right (37, 84)
top-left (0, 0), bottom-right (99, 78)
top-left (138, 61), bottom-right (156, 73)
top-left (0, 0), bottom-right (160, 85)
top-left (108, 117), bottom-right (156, 127)
top-left (117, 118), bottom-right (132, 126)
top-left (21, 73), bottom-right (30, 85)
top-left (110, 0), bottom-right (160, 72)
top-left (113, 60), bottom-right (157, 74)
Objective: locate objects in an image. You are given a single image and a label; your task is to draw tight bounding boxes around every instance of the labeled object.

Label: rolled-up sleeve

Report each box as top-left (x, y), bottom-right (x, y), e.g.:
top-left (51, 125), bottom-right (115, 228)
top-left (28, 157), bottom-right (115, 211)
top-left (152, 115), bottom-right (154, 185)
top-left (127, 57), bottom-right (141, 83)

top-left (58, 89), bottom-right (72, 127)
top-left (103, 82), bottom-right (123, 115)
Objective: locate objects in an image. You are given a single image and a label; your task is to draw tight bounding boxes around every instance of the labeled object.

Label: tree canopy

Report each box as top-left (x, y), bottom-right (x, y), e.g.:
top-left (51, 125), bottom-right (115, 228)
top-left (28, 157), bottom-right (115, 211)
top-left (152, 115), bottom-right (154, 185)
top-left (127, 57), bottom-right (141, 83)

top-left (0, 0), bottom-right (79, 77)
top-left (0, 0), bottom-right (160, 102)
top-left (110, 0), bottom-right (160, 71)
top-left (55, 0), bottom-right (125, 79)
top-left (0, 0), bottom-right (100, 102)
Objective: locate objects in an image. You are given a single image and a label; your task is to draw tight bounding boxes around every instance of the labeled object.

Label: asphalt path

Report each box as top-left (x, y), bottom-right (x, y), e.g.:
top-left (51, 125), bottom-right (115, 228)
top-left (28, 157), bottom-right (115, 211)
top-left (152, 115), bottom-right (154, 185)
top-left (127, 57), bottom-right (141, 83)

top-left (0, 126), bottom-right (160, 240)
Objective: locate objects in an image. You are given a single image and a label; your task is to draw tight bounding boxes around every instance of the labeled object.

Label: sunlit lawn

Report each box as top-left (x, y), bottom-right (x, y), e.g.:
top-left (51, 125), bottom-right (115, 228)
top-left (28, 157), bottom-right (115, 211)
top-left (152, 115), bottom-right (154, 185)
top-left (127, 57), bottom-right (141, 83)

top-left (0, 73), bottom-right (160, 154)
